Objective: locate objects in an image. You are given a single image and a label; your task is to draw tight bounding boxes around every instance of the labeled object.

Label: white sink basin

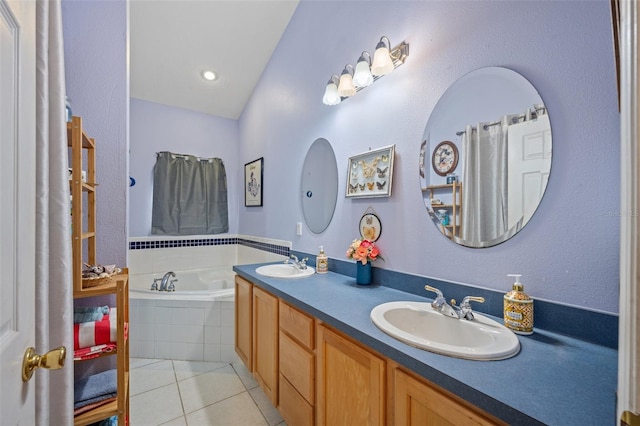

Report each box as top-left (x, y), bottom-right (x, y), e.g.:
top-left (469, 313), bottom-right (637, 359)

top-left (255, 264), bottom-right (315, 279)
top-left (370, 301), bottom-right (520, 360)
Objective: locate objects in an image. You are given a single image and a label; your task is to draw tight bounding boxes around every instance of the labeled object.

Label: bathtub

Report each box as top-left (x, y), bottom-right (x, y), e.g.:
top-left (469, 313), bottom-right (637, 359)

top-left (129, 268), bottom-right (236, 301)
top-left (128, 268), bottom-right (238, 361)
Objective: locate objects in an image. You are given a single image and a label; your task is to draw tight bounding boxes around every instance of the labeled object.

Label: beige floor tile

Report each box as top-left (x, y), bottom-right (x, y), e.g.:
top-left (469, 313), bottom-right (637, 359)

top-left (130, 359), bottom-right (177, 396)
top-left (130, 382), bottom-right (184, 426)
top-left (130, 358), bottom-right (165, 370)
top-left (178, 364), bottom-right (246, 414)
top-left (231, 361), bottom-right (259, 390)
top-left (159, 416), bottom-right (187, 426)
top-left (172, 360), bottom-right (228, 381)
top-left (248, 386), bottom-right (284, 426)
top-left (185, 392), bottom-right (268, 426)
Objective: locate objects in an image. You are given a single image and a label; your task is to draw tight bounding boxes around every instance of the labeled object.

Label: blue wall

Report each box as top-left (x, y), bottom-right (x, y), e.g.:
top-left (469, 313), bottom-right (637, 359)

top-left (237, 0), bottom-right (620, 314)
top-left (129, 98), bottom-right (240, 236)
top-left (62, 0), bottom-right (128, 268)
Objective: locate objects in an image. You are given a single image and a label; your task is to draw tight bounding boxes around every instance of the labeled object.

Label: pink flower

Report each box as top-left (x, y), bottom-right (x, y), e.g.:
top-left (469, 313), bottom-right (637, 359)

top-left (345, 238), bottom-right (383, 263)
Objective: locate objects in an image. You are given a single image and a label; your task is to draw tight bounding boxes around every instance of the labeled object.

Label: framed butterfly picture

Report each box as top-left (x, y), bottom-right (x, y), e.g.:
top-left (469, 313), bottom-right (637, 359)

top-left (346, 144), bottom-right (395, 198)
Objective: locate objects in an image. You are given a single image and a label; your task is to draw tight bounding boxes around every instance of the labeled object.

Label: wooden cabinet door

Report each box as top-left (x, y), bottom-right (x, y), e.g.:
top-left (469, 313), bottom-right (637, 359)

top-left (316, 324), bottom-right (385, 426)
top-left (393, 368), bottom-right (502, 426)
top-left (234, 276), bottom-right (252, 369)
top-left (253, 286), bottom-right (279, 405)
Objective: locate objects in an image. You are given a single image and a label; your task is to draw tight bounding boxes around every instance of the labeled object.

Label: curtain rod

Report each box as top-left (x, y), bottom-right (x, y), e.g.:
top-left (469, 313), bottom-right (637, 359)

top-left (455, 105), bottom-right (547, 136)
top-left (155, 151), bottom-right (218, 162)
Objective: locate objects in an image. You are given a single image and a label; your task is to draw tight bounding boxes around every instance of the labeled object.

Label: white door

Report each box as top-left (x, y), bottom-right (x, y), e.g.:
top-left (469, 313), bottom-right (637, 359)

top-left (0, 0), bottom-right (37, 424)
top-left (507, 114), bottom-right (552, 231)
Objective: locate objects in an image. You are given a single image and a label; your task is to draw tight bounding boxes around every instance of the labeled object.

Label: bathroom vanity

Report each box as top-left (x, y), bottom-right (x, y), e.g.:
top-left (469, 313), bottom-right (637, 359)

top-left (233, 263), bottom-right (617, 426)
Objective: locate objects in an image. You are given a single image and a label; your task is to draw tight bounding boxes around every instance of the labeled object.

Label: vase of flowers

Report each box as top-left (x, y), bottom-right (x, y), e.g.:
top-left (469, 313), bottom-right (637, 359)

top-left (346, 239), bottom-right (383, 285)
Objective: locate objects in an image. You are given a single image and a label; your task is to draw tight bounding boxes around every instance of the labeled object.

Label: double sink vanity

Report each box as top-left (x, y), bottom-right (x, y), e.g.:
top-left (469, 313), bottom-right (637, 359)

top-left (234, 262), bottom-right (617, 426)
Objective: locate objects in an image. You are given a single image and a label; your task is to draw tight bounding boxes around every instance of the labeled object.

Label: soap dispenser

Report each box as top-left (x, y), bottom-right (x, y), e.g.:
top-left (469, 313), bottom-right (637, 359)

top-left (316, 246), bottom-right (328, 274)
top-left (503, 274), bottom-right (534, 335)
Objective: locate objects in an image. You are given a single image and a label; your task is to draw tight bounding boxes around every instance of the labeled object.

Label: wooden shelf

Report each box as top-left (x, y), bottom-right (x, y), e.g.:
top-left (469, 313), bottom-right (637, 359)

top-left (69, 116), bottom-right (129, 426)
top-left (425, 182), bottom-right (463, 239)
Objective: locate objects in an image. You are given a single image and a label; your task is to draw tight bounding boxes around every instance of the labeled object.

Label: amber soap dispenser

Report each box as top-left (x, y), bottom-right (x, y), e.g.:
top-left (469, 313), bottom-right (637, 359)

top-left (503, 274), bottom-right (534, 335)
top-left (316, 246), bottom-right (328, 274)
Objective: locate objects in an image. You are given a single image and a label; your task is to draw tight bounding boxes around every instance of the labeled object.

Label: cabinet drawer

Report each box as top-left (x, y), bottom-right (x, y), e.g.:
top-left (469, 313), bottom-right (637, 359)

top-left (279, 374), bottom-right (314, 426)
top-left (279, 300), bottom-right (314, 349)
top-left (279, 331), bottom-right (314, 403)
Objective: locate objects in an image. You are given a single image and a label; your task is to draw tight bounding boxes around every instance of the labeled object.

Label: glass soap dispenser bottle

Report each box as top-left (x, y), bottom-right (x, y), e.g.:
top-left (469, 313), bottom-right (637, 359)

top-left (503, 274), bottom-right (534, 335)
top-left (316, 246), bottom-right (328, 274)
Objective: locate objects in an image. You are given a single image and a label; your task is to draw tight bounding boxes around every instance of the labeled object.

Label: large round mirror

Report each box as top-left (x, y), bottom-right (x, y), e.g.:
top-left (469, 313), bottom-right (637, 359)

top-left (419, 67), bottom-right (552, 248)
top-left (302, 138), bottom-right (338, 234)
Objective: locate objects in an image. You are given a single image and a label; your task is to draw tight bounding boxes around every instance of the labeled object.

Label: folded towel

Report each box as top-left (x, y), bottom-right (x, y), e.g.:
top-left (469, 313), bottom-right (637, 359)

top-left (73, 308), bottom-right (117, 349)
top-left (73, 397), bottom-right (117, 416)
top-left (73, 343), bottom-right (116, 361)
top-left (74, 369), bottom-right (117, 408)
top-left (74, 306), bottom-right (110, 323)
top-left (74, 392), bottom-right (117, 410)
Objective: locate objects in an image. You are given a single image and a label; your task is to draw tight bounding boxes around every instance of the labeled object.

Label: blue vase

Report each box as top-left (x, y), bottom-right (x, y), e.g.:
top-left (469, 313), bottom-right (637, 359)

top-left (356, 261), bottom-right (372, 285)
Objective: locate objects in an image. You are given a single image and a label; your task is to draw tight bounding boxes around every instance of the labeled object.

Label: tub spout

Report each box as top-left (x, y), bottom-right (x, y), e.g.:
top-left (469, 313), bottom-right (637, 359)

top-left (159, 271), bottom-right (176, 291)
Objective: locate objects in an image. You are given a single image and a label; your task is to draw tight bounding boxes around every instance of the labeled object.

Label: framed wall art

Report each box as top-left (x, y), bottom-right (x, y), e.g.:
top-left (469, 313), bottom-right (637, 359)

top-left (244, 157), bottom-right (263, 207)
top-left (359, 209), bottom-right (382, 242)
top-left (346, 144), bottom-right (395, 198)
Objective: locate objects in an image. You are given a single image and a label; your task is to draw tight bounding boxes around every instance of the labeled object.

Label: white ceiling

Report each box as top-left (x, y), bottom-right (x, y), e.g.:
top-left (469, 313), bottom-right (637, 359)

top-left (130, 1), bottom-right (299, 120)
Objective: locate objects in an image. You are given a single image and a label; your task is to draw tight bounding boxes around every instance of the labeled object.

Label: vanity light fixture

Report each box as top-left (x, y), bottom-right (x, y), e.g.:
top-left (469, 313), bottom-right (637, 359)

top-left (322, 75), bottom-right (341, 106)
top-left (337, 64), bottom-right (357, 97)
top-left (322, 36), bottom-right (409, 106)
top-left (353, 52), bottom-right (374, 88)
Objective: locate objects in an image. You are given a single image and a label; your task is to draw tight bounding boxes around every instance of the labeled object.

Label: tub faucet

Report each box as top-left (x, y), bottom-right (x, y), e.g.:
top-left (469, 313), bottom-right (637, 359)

top-left (159, 271), bottom-right (176, 291)
top-left (150, 278), bottom-right (162, 291)
top-left (424, 285), bottom-right (485, 320)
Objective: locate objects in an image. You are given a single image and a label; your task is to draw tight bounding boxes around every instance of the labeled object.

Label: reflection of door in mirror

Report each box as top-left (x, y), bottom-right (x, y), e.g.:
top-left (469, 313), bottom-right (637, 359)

top-left (507, 114), bottom-right (552, 230)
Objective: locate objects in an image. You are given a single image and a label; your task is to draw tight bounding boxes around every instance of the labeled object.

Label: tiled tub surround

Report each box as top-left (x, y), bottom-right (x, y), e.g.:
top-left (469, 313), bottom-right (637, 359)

top-left (128, 235), bottom-right (289, 361)
top-left (234, 262), bottom-right (618, 426)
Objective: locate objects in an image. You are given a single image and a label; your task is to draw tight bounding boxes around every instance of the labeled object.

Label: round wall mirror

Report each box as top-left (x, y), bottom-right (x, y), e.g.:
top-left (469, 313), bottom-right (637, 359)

top-left (419, 67), bottom-right (552, 248)
top-left (302, 138), bottom-right (338, 234)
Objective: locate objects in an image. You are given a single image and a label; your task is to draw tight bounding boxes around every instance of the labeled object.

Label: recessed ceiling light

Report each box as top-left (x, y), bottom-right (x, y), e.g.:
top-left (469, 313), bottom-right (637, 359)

top-left (202, 70), bottom-right (217, 81)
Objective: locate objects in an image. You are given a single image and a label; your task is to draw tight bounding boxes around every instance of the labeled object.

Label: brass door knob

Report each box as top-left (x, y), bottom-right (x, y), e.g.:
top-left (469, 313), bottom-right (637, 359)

top-left (22, 346), bottom-right (66, 382)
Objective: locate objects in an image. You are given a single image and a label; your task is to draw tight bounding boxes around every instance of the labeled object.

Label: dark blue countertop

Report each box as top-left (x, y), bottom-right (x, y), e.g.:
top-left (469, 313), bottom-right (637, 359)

top-left (233, 263), bottom-right (617, 426)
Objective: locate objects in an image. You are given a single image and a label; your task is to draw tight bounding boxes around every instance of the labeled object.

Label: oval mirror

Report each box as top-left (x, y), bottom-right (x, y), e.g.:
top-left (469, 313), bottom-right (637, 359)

top-left (302, 138), bottom-right (338, 234)
top-left (419, 67), bottom-right (552, 248)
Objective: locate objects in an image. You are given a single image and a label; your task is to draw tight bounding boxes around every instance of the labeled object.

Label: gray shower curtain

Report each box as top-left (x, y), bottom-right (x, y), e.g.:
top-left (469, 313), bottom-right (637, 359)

top-left (152, 152), bottom-right (229, 235)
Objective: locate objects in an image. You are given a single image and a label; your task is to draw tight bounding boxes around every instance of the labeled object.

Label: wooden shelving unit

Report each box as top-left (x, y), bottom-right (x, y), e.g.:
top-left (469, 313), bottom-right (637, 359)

top-left (68, 115), bottom-right (97, 295)
top-left (68, 116), bottom-right (129, 425)
top-left (423, 182), bottom-right (463, 239)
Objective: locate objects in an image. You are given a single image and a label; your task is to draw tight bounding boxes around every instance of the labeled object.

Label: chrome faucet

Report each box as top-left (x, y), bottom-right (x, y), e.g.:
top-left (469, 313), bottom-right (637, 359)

top-left (457, 296), bottom-right (486, 320)
top-left (150, 278), bottom-right (162, 291)
top-left (424, 285), bottom-right (485, 320)
top-left (284, 254), bottom-right (309, 270)
top-left (159, 271), bottom-right (176, 291)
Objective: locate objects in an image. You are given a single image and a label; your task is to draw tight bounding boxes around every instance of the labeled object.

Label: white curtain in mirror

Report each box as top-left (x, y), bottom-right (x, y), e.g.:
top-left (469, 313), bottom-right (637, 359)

top-left (460, 116), bottom-right (510, 245)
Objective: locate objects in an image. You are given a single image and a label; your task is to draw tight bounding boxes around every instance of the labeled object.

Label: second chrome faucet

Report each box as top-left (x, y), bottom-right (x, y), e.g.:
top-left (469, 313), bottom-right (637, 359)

top-left (424, 285), bottom-right (485, 320)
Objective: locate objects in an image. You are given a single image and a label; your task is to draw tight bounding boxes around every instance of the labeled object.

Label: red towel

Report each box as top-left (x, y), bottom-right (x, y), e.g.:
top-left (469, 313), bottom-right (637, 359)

top-left (73, 308), bottom-right (117, 350)
top-left (73, 343), bottom-right (117, 360)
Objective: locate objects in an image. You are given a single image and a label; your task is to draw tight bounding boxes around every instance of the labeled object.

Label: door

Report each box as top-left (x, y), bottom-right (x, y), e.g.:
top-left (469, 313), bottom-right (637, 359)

top-left (252, 286), bottom-right (278, 405)
top-left (506, 114), bottom-right (551, 231)
top-left (0, 0), bottom-right (36, 424)
top-left (316, 324), bottom-right (385, 426)
top-left (618, 0), bottom-right (640, 423)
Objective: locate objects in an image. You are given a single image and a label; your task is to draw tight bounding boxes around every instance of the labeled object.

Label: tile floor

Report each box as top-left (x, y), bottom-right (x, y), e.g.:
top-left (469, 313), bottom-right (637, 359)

top-left (130, 358), bottom-right (286, 426)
